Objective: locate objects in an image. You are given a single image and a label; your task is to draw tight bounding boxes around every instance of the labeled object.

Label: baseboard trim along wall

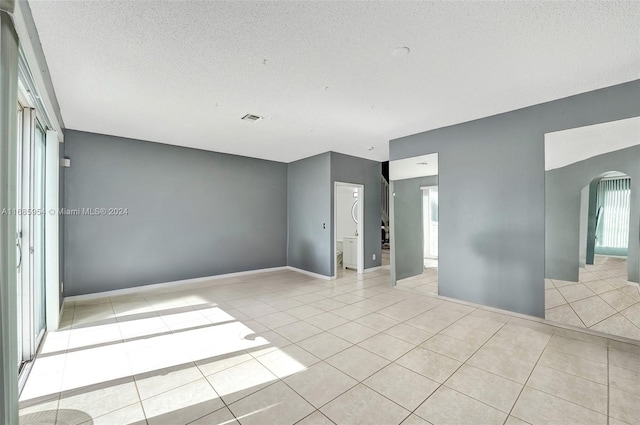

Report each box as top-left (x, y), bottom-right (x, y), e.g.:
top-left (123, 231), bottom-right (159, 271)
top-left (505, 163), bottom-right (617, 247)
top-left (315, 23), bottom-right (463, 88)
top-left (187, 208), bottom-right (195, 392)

top-left (364, 266), bottom-right (383, 273)
top-left (287, 266), bottom-right (334, 281)
top-left (66, 264), bottom-right (350, 303)
top-left (65, 266), bottom-right (289, 302)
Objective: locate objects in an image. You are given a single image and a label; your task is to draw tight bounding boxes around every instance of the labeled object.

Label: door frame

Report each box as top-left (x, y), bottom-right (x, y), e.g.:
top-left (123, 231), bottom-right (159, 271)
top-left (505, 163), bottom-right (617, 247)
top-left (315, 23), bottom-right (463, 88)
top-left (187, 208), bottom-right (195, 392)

top-left (334, 182), bottom-right (364, 277)
top-left (16, 97), bottom-right (50, 376)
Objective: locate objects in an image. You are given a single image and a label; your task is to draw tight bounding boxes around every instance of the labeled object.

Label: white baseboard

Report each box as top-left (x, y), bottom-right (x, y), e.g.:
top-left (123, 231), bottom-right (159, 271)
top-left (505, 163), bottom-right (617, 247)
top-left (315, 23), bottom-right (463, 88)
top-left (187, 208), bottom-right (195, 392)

top-left (364, 266), bottom-right (383, 273)
top-left (287, 266), bottom-right (333, 281)
top-left (66, 266), bottom-right (289, 301)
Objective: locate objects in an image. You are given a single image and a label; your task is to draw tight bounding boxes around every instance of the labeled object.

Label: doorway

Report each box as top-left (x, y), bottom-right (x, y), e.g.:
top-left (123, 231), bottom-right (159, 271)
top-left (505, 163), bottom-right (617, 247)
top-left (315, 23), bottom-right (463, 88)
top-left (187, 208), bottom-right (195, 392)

top-left (334, 182), bottom-right (364, 277)
top-left (422, 186), bottom-right (438, 266)
top-left (389, 152), bottom-right (439, 295)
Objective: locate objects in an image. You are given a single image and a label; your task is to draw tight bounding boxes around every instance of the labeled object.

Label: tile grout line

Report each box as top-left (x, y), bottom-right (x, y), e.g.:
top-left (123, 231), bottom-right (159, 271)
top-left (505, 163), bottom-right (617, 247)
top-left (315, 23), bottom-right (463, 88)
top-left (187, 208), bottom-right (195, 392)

top-left (607, 345), bottom-right (610, 425)
top-left (552, 281), bottom-right (590, 329)
top-left (502, 327), bottom-right (553, 425)
top-left (270, 299), bottom-right (489, 423)
top-left (30, 269), bottom-right (637, 424)
top-left (400, 309), bottom-right (513, 422)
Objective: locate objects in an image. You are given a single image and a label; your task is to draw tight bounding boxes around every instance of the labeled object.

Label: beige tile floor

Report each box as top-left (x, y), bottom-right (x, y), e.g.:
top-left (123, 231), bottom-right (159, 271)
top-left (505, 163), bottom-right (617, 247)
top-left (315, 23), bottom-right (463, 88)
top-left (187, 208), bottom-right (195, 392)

top-left (397, 267), bottom-right (438, 295)
top-left (19, 267), bottom-right (640, 425)
top-left (545, 256), bottom-right (640, 341)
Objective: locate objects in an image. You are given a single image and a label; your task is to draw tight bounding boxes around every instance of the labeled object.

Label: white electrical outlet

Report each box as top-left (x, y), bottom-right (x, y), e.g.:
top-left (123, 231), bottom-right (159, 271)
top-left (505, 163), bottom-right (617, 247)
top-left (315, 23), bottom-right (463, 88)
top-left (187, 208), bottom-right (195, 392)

top-left (373, 254), bottom-right (376, 260)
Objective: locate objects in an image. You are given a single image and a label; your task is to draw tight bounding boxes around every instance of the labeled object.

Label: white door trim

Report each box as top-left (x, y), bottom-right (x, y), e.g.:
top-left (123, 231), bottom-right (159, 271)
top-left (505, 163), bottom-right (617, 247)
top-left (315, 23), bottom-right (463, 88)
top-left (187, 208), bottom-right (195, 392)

top-left (334, 181), bottom-right (365, 277)
top-left (45, 129), bottom-right (59, 331)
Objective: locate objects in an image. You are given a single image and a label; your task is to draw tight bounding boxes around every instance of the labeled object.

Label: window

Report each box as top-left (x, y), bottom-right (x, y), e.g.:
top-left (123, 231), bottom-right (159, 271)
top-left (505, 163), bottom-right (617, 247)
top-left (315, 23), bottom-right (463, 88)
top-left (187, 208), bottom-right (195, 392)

top-left (595, 176), bottom-right (631, 255)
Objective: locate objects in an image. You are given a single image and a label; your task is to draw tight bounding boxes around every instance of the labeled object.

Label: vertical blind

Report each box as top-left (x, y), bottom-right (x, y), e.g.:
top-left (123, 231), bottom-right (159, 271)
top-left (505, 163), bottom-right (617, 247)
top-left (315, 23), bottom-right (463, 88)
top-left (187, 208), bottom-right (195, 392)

top-left (595, 177), bottom-right (631, 250)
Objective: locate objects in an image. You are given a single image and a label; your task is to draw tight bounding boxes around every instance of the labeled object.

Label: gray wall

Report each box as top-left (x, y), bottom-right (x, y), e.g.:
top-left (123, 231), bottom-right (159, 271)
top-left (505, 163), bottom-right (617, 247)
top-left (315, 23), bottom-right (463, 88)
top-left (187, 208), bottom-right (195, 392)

top-left (63, 130), bottom-right (288, 296)
top-left (393, 175), bottom-right (438, 281)
top-left (546, 145), bottom-right (640, 283)
top-left (330, 152), bottom-right (382, 274)
top-left (578, 185), bottom-right (588, 268)
top-left (586, 178), bottom-right (601, 265)
top-left (287, 153), bottom-right (332, 276)
top-left (390, 80), bottom-right (640, 317)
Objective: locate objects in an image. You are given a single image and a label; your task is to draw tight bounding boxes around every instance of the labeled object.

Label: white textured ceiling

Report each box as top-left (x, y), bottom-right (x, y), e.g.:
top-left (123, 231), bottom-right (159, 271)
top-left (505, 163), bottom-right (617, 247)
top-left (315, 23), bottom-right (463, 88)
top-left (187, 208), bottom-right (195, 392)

top-left (30, 1), bottom-right (640, 163)
top-left (544, 117), bottom-right (640, 171)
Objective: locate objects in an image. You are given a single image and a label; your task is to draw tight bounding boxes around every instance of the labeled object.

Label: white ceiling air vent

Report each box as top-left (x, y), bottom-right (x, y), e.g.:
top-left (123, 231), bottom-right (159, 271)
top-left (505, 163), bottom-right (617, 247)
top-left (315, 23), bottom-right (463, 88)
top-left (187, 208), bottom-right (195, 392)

top-left (241, 114), bottom-right (262, 122)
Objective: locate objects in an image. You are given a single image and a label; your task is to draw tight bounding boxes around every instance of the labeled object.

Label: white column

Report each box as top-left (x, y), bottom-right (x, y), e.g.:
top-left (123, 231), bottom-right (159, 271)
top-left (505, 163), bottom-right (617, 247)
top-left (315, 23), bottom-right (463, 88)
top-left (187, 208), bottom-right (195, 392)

top-left (45, 130), bottom-right (59, 330)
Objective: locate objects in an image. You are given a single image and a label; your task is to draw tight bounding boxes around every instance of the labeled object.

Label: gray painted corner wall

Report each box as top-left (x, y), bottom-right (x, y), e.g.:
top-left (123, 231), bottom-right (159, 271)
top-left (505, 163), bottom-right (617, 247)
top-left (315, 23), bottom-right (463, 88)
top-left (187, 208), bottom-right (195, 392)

top-left (287, 151), bottom-right (382, 277)
top-left (545, 145), bottom-right (640, 283)
top-left (390, 80), bottom-right (640, 318)
top-left (393, 175), bottom-right (438, 281)
top-left (63, 130), bottom-right (288, 295)
top-left (287, 152), bottom-right (332, 276)
top-left (330, 152), bottom-right (382, 274)
top-left (586, 178), bottom-right (602, 265)
top-left (578, 185), bottom-right (588, 268)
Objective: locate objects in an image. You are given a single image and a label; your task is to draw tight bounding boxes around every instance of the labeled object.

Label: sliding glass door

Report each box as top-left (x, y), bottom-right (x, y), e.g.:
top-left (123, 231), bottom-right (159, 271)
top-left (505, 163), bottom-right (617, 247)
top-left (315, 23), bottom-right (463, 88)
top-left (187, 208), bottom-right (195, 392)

top-left (33, 123), bottom-right (47, 347)
top-left (16, 104), bottom-right (23, 369)
top-left (16, 104), bottom-right (47, 373)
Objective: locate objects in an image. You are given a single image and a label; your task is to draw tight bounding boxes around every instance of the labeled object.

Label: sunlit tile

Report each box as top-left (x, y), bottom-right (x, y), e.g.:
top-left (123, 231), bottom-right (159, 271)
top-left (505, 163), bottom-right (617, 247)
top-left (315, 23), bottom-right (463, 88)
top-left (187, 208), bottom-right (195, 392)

top-left (196, 351), bottom-right (254, 377)
top-left (135, 363), bottom-right (204, 400)
top-left (58, 377), bottom-right (140, 424)
top-left (19, 397), bottom-right (58, 425)
top-left (62, 344), bottom-right (132, 392)
top-left (228, 381), bottom-right (314, 425)
top-left (117, 316), bottom-right (169, 340)
top-left (189, 406), bottom-right (239, 425)
top-left (142, 378), bottom-right (224, 425)
top-left (68, 322), bottom-right (122, 350)
top-left (254, 345), bottom-right (319, 378)
top-left (83, 402), bottom-right (147, 425)
top-left (206, 359), bottom-right (277, 405)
